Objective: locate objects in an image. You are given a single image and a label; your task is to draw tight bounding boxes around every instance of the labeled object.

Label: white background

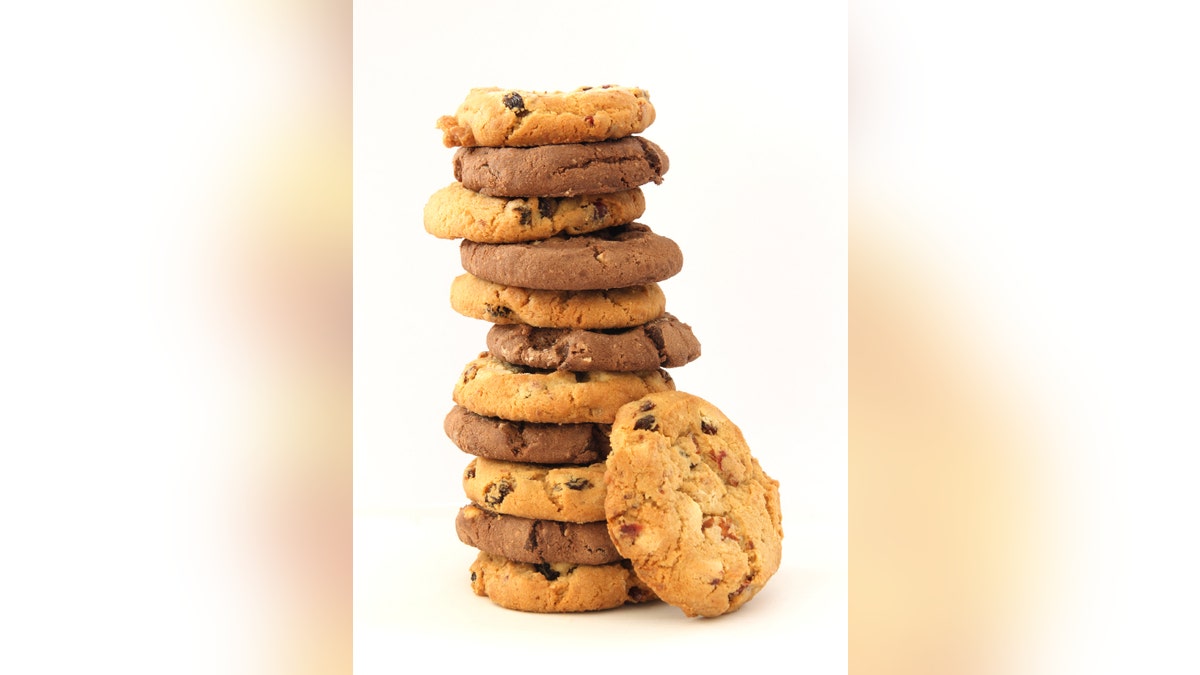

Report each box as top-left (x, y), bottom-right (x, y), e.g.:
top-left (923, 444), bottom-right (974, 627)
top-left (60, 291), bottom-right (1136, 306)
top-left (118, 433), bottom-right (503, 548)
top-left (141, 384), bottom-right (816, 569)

top-left (353, 0), bottom-right (847, 672)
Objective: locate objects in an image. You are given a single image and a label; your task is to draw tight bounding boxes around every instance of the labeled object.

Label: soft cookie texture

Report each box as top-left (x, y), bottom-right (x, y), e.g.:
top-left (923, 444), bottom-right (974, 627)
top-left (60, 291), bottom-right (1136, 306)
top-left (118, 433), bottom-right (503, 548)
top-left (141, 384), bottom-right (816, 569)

top-left (449, 273), bottom-right (666, 330)
top-left (453, 137), bottom-right (669, 198)
top-left (469, 552), bottom-right (657, 613)
top-left (460, 222), bottom-right (683, 291)
top-left (444, 405), bottom-right (611, 465)
top-left (455, 503), bottom-right (622, 565)
top-left (424, 182), bottom-right (645, 243)
top-left (486, 313), bottom-right (701, 372)
top-left (453, 352), bottom-right (675, 424)
top-left (462, 457), bottom-right (608, 523)
top-left (437, 85), bottom-right (655, 148)
top-left (604, 391), bottom-right (783, 617)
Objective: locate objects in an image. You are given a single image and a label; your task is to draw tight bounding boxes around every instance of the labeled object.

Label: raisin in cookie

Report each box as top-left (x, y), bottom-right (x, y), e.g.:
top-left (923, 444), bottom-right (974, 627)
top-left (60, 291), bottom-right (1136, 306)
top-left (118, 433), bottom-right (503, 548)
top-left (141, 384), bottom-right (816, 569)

top-left (453, 353), bottom-right (674, 424)
top-left (486, 313), bottom-right (701, 372)
top-left (456, 503), bottom-right (622, 565)
top-left (449, 273), bottom-right (666, 330)
top-left (437, 85), bottom-right (655, 148)
top-left (604, 391), bottom-right (783, 617)
top-left (460, 223), bottom-right (683, 291)
top-left (453, 136), bottom-right (668, 198)
top-left (424, 182), bottom-right (645, 243)
top-left (444, 405), bottom-right (611, 464)
top-left (462, 457), bottom-right (607, 523)
top-left (469, 552), bottom-right (656, 613)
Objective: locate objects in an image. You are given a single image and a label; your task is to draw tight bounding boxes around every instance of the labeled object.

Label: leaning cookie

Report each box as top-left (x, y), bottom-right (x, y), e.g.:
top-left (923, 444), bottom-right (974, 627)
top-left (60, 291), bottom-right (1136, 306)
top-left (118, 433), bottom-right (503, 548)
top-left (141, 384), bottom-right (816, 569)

top-left (463, 457), bottom-right (607, 523)
top-left (486, 313), bottom-right (701, 372)
top-left (604, 391), bottom-right (784, 618)
top-left (450, 273), bottom-right (666, 330)
top-left (456, 503), bottom-right (622, 565)
top-left (460, 223), bottom-right (683, 291)
top-left (453, 136), bottom-right (668, 198)
top-left (424, 182), bottom-right (645, 243)
top-left (453, 352), bottom-right (674, 424)
top-left (469, 552), bottom-right (657, 613)
top-left (437, 85), bottom-right (655, 148)
top-left (444, 405), bottom-right (611, 465)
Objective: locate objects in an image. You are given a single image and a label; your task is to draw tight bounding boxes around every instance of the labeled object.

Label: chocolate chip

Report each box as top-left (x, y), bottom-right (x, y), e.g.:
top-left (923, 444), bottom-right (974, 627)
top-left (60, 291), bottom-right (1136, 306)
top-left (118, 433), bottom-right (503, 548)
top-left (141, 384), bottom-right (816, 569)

top-left (633, 415), bottom-right (656, 431)
top-left (465, 466), bottom-right (476, 479)
top-left (484, 304), bottom-right (512, 319)
top-left (484, 480), bottom-right (513, 506)
top-left (565, 477), bottom-right (592, 491)
top-left (470, 571), bottom-right (477, 582)
top-left (628, 586), bottom-right (649, 602)
top-left (502, 91), bottom-right (526, 113)
top-left (590, 200), bottom-right (608, 222)
top-left (534, 562), bottom-right (560, 581)
top-left (701, 418), bottom-right (718, 435)
top-left (573, 371), bottom-right (590, 383)
top-left (515, 205), bottom-right (532, 226)
top-left (638, 400), bottom-right (655, 412)
top-left (537, 198), bottom-right (558, 219)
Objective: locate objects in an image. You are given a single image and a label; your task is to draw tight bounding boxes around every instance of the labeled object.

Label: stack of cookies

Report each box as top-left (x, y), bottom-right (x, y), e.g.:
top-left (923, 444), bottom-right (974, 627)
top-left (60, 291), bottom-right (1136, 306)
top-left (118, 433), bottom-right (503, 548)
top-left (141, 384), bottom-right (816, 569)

top-left (425, 86), bottom-right (783, 617)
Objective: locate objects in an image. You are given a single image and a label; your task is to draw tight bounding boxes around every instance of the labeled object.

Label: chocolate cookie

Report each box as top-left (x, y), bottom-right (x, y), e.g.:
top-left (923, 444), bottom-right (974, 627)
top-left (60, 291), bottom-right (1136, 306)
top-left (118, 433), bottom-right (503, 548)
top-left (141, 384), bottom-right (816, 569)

top-left (449, 273), bottom-right (666, 330)
top-left (460, 223), bottom-right (683, 291)
top-left (486, 313), bottom-right (701, 372)
top-left (604, 392), bottom-right (784, 617)
top-left (453, 136), bottom-right (669, 198)
top-left (456, 503), bottom-right (622, 565)
top-left (437, 85), bottom-right (655, 148)
top-left (444, 405), bottom-right (611, 465)
top-left (453, 352), bottom-right (675, 424)
top-left (424, 182), bottom-right (645, 243)
top-left (469, 552), bottom-right (656, 613)
top-left (462, 457), bottom-right (607, 523)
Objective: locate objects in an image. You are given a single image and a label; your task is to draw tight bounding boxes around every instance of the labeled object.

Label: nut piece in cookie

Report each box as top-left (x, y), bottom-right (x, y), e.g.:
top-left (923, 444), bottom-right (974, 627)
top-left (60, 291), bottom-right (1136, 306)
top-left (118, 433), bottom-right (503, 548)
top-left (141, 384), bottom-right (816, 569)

top-left (604, 391), bottom-right (783, 617)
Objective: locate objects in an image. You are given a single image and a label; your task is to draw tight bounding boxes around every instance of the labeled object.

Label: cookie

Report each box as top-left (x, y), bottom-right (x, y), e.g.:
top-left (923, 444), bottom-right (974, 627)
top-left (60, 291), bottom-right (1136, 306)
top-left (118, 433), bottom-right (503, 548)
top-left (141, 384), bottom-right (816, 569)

top-left (468, 552), bottom-right (656, 613)
top-left (423, 182), bottom-right (645, 243)
top-left (450, 273), bottom-right (666, 330)
top-left (452, 136), bottom-right (669, 198)
top-left (604, 391), bottom-right (784, 617)
top-left (460, 222), bottom-right (683, 291)
top-left (444, 405), bottom-right (611, 465)
top-left (486, 313), bottom-right (701, 372)
top-left (462, 457), bottom-right (608, 523)
top-left (437, 85), bottom-right (655, 148)
top-left (455, 503), bottom-right (622, 565)
top-left (453, 352), bottom-right (675, 424)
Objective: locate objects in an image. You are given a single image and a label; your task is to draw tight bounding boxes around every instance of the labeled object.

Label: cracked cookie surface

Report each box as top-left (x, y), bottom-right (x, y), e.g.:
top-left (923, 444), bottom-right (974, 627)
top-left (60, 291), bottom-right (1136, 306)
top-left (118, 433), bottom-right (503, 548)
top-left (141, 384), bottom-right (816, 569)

top-left (604, 391), bottom-right (783, 617)
top-left (468, 551), bottom-right (657, 613)
top-left (444, 405), bottom-right (611, 464)
top-left (424, 182), bottom-right (644, 243)
top-left (456, 503), bottom-right (621, 565)
top-left (460, 222), bottom-right (683, 291)
top-left (437, 85), bottom-right (655, 148)
top-left (486, 313), bottom-right (700, 372)
top-left (449, 273), bottom-right (666, 330)
top-left (462, 457), bottom-right (608, 523)
top-left (453, 352), bottom-right (674, 424)
top-left (452, 136), bottom-right (669, 198)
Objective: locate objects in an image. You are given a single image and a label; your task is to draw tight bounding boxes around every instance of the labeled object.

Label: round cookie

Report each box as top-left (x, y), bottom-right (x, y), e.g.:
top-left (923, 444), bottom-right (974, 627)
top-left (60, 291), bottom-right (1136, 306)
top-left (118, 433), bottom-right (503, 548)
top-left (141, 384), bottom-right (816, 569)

top-left (604, 391), bottom-right (784, 618)
top-left (455, 503), bottom-right (622, 565)
top-left (423, 182), bottom-right (645, 243)
top-left (468, 552), bottom-right (656, 613)
top-left (452, 136), bottom-right (669, 198)
top-left (450, 273), bottom-right (666, 330)
top-left (444, 405), bottom-right (611, 465)
top-left (486, 313), bottom-right (701, 372)
top-left (462, 457), bottom-right (607, 523)
top-left (460, 222), bottom-right (683, 291)
top-left (453, 352), bottom-right (675, 424)
top-left (437, 85), bottom-right (655, 148)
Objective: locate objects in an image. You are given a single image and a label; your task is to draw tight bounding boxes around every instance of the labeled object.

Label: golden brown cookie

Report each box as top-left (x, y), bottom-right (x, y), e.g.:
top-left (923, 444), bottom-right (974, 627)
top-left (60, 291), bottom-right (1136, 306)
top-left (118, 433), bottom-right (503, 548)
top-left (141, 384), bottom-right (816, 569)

top-left (462, 457), bottom-right (607, 523)
top-left (449, 274), bottom-right (666, 330)
top-left (423, 182), bottom-right (645, 243)
top-left (604, 391), bottom-right (784, 617)
top-left (453, 352), bottom-right (675, 424)
top-left (437, 85), bottom-right (655, 148)
top-left (468, 552), bottom-right (657, 613)
top-left (455, 503), bottom-right (622, 565)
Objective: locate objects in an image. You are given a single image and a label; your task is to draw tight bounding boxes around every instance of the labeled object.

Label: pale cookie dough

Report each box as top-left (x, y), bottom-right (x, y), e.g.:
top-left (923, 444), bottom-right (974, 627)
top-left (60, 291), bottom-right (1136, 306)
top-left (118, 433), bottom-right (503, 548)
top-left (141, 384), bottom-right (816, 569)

top-left (462, 457), bottom-right (608, 524)
top-left (449, 273), bottom-right (666, 330)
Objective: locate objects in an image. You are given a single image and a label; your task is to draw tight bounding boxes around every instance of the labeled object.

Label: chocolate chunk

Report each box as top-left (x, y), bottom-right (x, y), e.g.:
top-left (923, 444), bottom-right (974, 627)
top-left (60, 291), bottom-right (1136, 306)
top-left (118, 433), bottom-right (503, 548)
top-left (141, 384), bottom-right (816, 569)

top-left (534, 562), bottom-right (560, 581)
top-left (502, 91), bottom-right (525, 113)
top-left (634, 415), bottom-right (657, 431)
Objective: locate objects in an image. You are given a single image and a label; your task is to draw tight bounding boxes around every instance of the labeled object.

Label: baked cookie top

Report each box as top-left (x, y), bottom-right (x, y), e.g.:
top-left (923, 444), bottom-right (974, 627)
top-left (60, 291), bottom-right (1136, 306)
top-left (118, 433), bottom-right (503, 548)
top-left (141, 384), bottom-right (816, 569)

top-left (486, 313), bottom-right (701, 372)
top-left (424, 182), bottom-right (645, 243)
top-left (462, 457), bottom-right (608, 523)
top-left (468, 552), bottom-right (656, 613)
top-left (453, 352), bottom-right (675, 425)
top-left (452, 137), bottom-right (668, 198)
top-left (460, 222), bottom-right (683, 291)
top-left (449, 273), bottom-right (666, 330)
top-left (604, 391), bottom-right (783, 617)
top-left (437, 85), bottom-right (655, 148)
top-left (455, 503), bottom-right (622, 565)
top-left (444, 405), bottom-right (611, 465)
